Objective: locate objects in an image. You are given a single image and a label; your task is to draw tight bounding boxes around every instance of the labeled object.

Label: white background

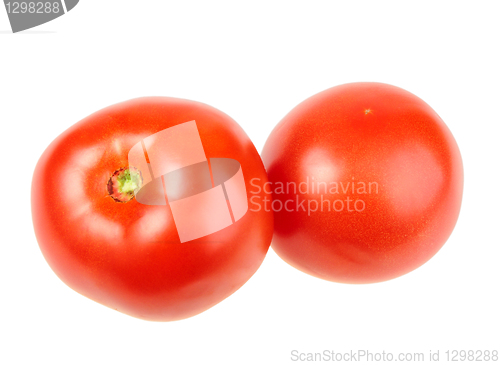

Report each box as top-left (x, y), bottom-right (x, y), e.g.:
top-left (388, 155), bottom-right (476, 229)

top-left (1, 1), bottom-right (499, 364)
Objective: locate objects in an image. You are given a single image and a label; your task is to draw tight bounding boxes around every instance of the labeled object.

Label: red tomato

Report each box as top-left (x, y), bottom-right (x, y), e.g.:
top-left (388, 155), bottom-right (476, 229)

top-left (32, 97), bottom-right (273, 321)
top-left (261, 83), bottom-right (463, 283)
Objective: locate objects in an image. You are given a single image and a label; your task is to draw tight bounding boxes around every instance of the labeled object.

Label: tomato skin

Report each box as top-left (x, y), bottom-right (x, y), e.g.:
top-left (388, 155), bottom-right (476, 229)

top-left (32, 97), bottom-right (273, 321)
top-left (262, 83), bottom-right (463, 284)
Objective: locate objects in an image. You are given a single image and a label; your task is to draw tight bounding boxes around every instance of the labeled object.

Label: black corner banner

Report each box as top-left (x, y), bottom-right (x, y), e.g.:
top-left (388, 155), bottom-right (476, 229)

top-left (3, 0), bottom-right (79, 33)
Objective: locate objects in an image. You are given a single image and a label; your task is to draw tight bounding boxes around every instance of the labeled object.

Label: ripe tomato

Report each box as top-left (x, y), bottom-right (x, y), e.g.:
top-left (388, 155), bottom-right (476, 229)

top-left (262, 83), bottom-right (463, 283)
top-left (32, 97), bottom-right (273, 321)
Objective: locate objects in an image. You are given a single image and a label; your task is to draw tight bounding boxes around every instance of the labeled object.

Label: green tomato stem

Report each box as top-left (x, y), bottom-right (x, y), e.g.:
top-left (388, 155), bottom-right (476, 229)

top-left (107, 167), bottom-right (143, 203)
